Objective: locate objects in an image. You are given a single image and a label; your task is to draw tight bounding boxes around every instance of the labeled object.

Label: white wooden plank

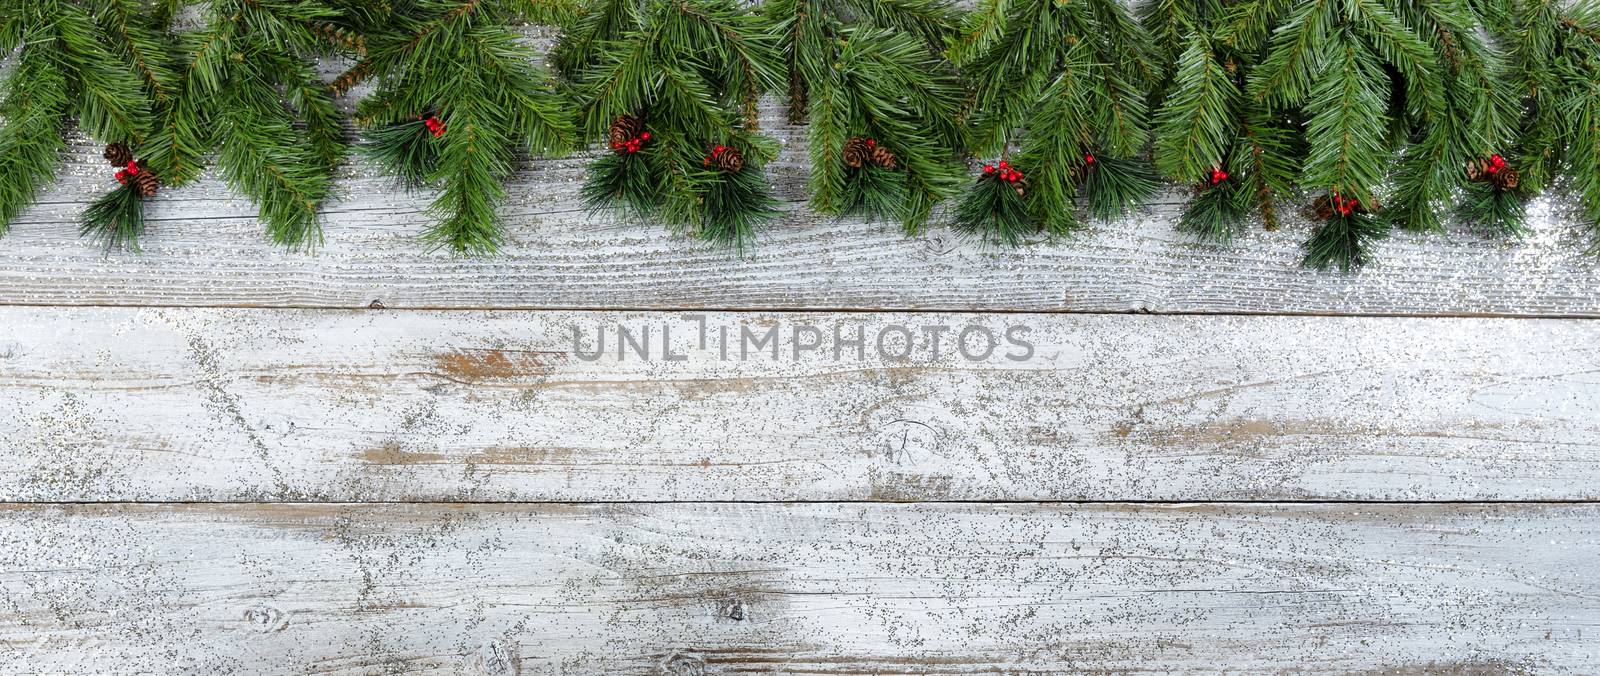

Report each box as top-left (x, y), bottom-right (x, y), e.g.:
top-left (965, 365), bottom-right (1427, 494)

top-left (0, 502), bottom-right (1594, 673)
top-left (4, 306), bottom-right (1598, 502)
top-left (3, 114), bottom-right (1600, 315)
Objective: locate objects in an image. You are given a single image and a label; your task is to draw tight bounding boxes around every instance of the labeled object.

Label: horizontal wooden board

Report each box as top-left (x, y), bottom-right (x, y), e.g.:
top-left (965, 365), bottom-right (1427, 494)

top-left (4, 117), bottom-right (1600, 315)
top-left (0, 502), bottom-right (1595, 674)
top-left (4, 306), bottom-right (1598, 502)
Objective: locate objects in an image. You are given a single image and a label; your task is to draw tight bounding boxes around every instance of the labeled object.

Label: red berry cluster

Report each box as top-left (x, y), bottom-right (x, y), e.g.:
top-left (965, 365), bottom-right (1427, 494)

top-left (423, 115), bottom-right (445, 137)
top-left (1209, 167), bottom-right (1228, 185)
top-left (982, 159), bottom-right (1024, 183)
top-left (114, 161), bottom-right (140, 185)
top-left (613, 131), bottom-right (650, 154)
top-left (704, 144), bottom-right (729, 165)
top-left (1330, 191), bottom-right (1356, 216)
top-left (1484, 153), bottom-right (1508, 175)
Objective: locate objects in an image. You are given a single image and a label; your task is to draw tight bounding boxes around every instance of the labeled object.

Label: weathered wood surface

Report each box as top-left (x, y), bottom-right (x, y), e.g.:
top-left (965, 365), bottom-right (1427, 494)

top-left (4, 306), bottom-right (1598, 502)
top-left (1, 502), bottom-right (1594, 674)
top-left (5, 125), bottom-right (1600, 315)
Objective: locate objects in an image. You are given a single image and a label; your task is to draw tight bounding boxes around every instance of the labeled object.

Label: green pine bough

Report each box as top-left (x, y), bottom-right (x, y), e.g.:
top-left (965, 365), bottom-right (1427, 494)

top-left (557, 0), bottom-right (785, 251)
top-left (1, 0), bottom-right (154, 242)
top-left (160, 0), bottom-right (357, 249)
top-left (346, 0), bottom-right (580, 255)
top-left (760, 0), bottom-right (967, 233)
top-left (952, 0), bottom-right (1162, 245)
top-left (3, 0), bottom-right (1600, 270)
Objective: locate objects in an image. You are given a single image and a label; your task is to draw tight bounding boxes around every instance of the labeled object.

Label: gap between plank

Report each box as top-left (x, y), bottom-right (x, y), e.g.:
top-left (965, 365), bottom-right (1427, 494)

top-left (1, 300), bottom-right (1597, 320)
top-left (4, 499), bottom-right (1598, 506)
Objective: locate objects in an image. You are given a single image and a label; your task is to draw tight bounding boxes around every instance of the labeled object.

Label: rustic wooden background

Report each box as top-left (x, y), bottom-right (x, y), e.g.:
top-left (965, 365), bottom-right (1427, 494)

top-left (3, 114), bottom-right (1600, 674)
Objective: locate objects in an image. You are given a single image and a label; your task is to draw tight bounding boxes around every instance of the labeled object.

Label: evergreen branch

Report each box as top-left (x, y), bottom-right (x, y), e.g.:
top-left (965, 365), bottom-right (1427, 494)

top-left (1155, 36), bottom-right (1240, 182)
top-left (1249, 0), bottom-right (1335, 107)
top-left (1347, 0), bottom-right (1444, 123)
top-left (1570, 80), bottom-right (1600, 244)
top-left (966, 0), bottom-right (1057, 153)
top-left (54, 2), bottom-right (152, 142)
top-left (1219, 0), bottom-right (1294, 52)
top-left (1303, 210), bottom-right (1387, 271)
top-left (0, 46), bottom-right (70, 234)
top-left (425, 100), bottom-right (512, 254)
top-left (950, 0), bottom-right (1009, 66)
top-left (274, 52), bottom-right (348, 170)
top-left (1301, 30), bottom-right (1389, 207)
top-left (1016, 52), bottom-right (1095, 236)
top-left (846, 0), bottom-right (961, 53)
top-left (211, 56), bottom-right (333, 248)
top-left (806, 72), bottom-right (849, 214)
top-left (96, 0), bottom-right (180, 104)
top-left (1178, 176), bottom-right (1253, 241)
top-left (1237, 111), bottom-right (1297, 229)
top-left (79, 181), bottom-right (147, 251)
top-left (1456, 181), bottom-right (1528, 238)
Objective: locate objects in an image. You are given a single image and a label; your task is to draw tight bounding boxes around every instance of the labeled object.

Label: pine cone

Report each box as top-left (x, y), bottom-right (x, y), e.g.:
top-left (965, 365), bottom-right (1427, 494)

top-left (870, 145), bottom-right (897, 169)
top-left (715, 146), bottom-right (745, 173)
top-left (609, 115), bottom-right (643, 147)
top-left (104, 143), bottom-right (133, 167)
top-left (1495, 166), bottom-right (1520, 191)
top-left (134, 168), bottom-right (159, 197)
top-left (1311, 195), bottom-right (1335, 220)
top-left (843, 137), bottom-right (870, 168)
top-left (1465, 158), bottom-right (1488, 182)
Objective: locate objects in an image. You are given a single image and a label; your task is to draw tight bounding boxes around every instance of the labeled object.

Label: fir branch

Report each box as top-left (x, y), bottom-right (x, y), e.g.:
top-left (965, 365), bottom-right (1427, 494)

top-left (53, 2), bottom-right (152, 143)
top-left (1303, 210), bottom-right (1388, 271)
top-left (1237, 112), bottom-right (1297, 230)
top-left (1301, 30), bottom-right (1389, 208)
top-left (79, 181), bottom-right (147, 251)
top-left (95, 0), bottom-right (180, 105)
top-left (1083, 156), bottom-right (1158, 221)
top-left (953, 171), bottom-right (1038, 246)
top-left (1178, 178), bottom-right (1253, 241)
top-left (1154, 36), bottom-right (1241, 183)
top-left (425, 98), bottom-right (513, 254)
top-left (359, 118), bottom-right (441, 188)
top-left (1249, 0), bottom-right (1335, 108)
top-left (0, 45), bottom-right (70, 234)
top-left (1014, 47), bottom-right (1095, 236)
top-left (806, 74), bottom-right (849, 214)
top-left (949, 0), bottom-right (1010, 66)
top-left (1456, 181), bottom-right (1528, 238)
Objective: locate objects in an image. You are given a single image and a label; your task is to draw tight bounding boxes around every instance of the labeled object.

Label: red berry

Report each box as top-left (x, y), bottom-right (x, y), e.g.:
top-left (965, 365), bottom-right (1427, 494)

top-left (640, 132), bottom-right (651, 140)
top-left (1084, 153), bottom-right (1095, 164)
top-left (867, 139), bottom-right (875, 147)
top-left (998, 160), bottom-right (1009, 168)
top-left (983, 165), bottom-right (995, 174)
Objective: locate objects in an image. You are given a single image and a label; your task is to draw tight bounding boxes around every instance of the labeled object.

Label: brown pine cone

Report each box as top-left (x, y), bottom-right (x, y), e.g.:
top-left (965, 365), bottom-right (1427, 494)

top-left (104, 143), bottom-right (133, 167)
top-left (870, 145), bottom-right (897, 169)
top-left (609, 115), bottom-right (643, 147)
top-left (842, 137), bottom-right (870, 168)
top-left (1465, 158), bottom-right (1487, 182)
top-left (1311, 195), bottom-right (1334, 219)
top-left (1495, 166), bottom-right (1520, 191)
top-left (715, 146), bottom-right (745, 173)
top-left (134, 168), bottom-right (159, 197)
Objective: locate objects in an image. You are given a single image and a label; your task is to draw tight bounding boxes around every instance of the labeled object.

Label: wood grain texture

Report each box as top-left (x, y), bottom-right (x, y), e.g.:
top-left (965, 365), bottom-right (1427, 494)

top-left (4, 117), bottom-right (1600, 315)
top-left (0, 502), bottom-right (1594, 674)
top-left (5, 306), bottom-right (1598, 502)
